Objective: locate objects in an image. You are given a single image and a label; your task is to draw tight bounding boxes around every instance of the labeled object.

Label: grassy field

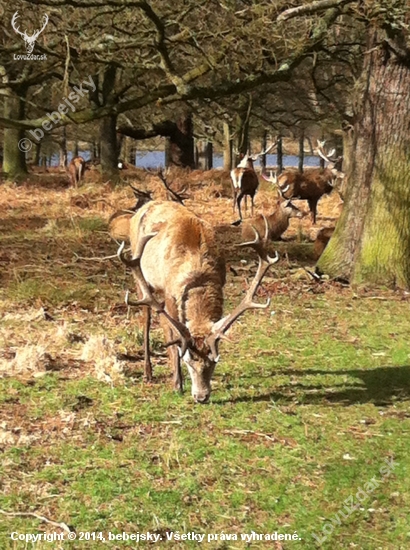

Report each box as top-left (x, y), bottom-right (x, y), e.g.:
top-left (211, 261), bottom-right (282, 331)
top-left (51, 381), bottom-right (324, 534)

top-left (0, 169), bottom-right (409, 549)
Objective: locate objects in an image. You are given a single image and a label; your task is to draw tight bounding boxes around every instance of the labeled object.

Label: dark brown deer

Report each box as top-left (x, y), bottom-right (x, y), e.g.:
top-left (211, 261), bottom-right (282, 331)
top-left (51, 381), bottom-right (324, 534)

top-left (68, 156), bottom-right (86, 187)
top-left (242, 197), bottom-right (305, 243)
top-left (117, 201), bottom-right (278, 403)
top-left (263, 141), bottom-right (344, 224)
top-left (231, 143), bottom-right (276, 223)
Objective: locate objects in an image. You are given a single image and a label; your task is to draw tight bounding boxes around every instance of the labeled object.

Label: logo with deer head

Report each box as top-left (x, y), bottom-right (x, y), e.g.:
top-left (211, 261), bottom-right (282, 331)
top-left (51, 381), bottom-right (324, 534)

top-left (11, 12), bottom-right (49, 54)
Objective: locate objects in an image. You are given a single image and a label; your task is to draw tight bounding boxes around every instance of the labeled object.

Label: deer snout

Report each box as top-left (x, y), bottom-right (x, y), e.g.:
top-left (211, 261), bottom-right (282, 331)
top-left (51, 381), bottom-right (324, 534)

top-left (193, 392), bottom-right (211, 404)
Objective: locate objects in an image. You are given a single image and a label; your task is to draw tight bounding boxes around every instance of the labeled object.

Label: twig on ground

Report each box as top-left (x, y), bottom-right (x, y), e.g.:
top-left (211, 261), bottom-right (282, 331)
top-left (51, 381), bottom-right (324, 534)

top-left (0, 509), bottom-right (73, 533)
top-left (223, 429), bottom-right (276, 441)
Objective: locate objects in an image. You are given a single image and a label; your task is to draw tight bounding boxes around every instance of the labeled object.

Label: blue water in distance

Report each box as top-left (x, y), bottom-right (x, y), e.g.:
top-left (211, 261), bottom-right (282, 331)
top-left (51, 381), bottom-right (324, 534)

top-left (55, 151), bottom-right (321, 169)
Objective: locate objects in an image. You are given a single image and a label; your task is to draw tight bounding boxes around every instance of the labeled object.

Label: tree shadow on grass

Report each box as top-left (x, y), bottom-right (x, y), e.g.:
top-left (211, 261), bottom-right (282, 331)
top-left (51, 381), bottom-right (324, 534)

top-left (216, 365), bottom-right (410, 406)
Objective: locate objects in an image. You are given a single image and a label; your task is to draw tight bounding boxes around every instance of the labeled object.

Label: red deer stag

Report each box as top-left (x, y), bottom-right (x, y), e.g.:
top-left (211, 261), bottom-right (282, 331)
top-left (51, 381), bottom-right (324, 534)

top-left (263, 141), bottom-right (344, 224)
top-left (242, 197), bottom-right (305, 243)
top-left (118, 201), bottom-right (278, 404)
top-left (68, 156), bottom-right (86, 187)
top-left (231, 143), bottom-right (276, 224)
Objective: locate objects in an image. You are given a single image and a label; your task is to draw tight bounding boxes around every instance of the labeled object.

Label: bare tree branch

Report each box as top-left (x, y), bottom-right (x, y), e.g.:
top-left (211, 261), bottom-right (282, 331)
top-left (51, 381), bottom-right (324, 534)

top-left (278, 0), bottom-right (355, 22)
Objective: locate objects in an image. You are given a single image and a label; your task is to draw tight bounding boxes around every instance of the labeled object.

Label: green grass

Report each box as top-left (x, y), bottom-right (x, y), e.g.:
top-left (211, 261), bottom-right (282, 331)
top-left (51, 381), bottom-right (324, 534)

top-left (1, 185), bottom-right (410, 549)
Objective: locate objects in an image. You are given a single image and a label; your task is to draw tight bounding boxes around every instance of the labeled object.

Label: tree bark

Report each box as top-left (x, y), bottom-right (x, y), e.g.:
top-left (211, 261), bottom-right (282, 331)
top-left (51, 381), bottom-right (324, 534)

top-left (223, 122), bottom-right (233, 171)
top-left (317, 29), bottom-right (410, 289)
top-left (298, 131), bottom-right (304, 173)
top-left (206, 141), bottom-right (213, 170)
top-left (277, 135), bottom-right (283, 173)
top-left (100, 115), bottom-right (119, 181)
top-left (166, 113), bottom-right (195, 168)
top-left (118, 115), bottom-right (195, 169)
top-left (33, 142), bottom-right (41, 166)
top-left (234, 96), bottom-right (252, 163)
top-left (260, 130), bottom-right (268, 171)
top-left (3, 87), bottom-right (27, 180)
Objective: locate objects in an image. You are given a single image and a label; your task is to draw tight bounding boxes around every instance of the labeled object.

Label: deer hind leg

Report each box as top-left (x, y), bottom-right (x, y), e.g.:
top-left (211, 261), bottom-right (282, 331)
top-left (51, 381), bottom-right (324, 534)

top-left (236, 191), bottom-right (245, 220)
top-left (250, 194), bottom-right (255, 217)
top-left (142, 305), bottom-right (152, 381)
top-left (244, 195), bottom-right (248, 216)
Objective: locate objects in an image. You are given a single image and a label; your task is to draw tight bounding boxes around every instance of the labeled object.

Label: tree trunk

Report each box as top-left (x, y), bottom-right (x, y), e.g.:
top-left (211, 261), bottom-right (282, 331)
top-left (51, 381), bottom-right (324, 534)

top-left (260, 130), bottom-right (268, 171)
top-left (33, 142), bottom-right (41, 166)
top-left (166, 113), bottom-right (195, 168)
top-left (223, 122), bottom-right (233, 171)
top-left (234, 96), bottom-right (252, 163)
top-left (59, 127), bottom-right (67, 168)
top-left (3, 87), bottom-right (27, 180)
top-left (100, 115), bottom-right (119, 181)
top-left (298, 131), bottom-right (304, 173)
top-left (277, 135), bottom-right (283, 173)
top-left (317, 29), bottom-right (410, 289)
top-left (206, 141), bottom-right (213, 170)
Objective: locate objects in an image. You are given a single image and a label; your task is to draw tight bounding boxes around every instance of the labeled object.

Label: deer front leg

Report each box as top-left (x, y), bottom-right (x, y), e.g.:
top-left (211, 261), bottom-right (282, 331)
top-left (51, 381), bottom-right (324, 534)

top-left (162, 297), bottom-right (184, 393)
top-left (142, 305), bottom-right (152, 381)
top-left (308, 198), bottom-right (318, 225)
top-left (236, 191), bottom-right (244, 221)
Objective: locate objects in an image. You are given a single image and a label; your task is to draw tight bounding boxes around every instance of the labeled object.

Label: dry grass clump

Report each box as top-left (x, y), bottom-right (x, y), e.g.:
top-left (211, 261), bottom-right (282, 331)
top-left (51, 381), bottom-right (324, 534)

top-left (0, 343), bottom-right (49, 377)
top-left (81, 334), bottom-right (124, 385)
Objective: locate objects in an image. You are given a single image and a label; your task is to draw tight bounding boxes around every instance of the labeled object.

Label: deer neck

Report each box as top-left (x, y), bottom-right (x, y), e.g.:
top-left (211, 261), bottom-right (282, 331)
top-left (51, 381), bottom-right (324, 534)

top-left (179, 279), bottom-right (224, 338)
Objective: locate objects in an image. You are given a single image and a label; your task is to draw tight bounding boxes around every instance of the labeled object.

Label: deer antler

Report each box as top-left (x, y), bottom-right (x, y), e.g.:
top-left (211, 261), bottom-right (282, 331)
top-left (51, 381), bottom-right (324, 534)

top-left (315, 140), bottom-right (336, 163)
top-left (154, 169), bottom-right (189, 204)
top-left (249, 140), bottom-right (278, 161)
top-left (206, 217), bottom-right (279, 359)
top-left (11, 12), bottom-right (25, 37)
top-left (33, 14), bottom-right (49, 40)
top-left (117, 236), bottom-right (191, 356)
top-left (262, 171), bottom-right (289, 196)
top-left (129, 183), bottom-right (152, 201)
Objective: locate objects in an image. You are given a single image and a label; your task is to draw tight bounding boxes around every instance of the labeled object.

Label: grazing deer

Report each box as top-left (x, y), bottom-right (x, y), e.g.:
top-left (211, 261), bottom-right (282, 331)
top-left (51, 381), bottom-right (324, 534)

top-left (108, 185), bottom-right (152, 243)
top-left (118, 201), bottom-right (278, 403)
top-left (263, 141), bottom-right (344, 224)
top-left (231, 143), bottom-right (276, 223)
top-left (242, 197), bottom-right (305, 243)
top-left (68, 156), bottom-right (86, 187)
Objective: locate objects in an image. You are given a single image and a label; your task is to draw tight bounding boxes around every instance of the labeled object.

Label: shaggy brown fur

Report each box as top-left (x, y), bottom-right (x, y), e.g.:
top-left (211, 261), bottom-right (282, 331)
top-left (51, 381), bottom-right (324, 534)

top-left (242, 198), bottom-right (304, 242)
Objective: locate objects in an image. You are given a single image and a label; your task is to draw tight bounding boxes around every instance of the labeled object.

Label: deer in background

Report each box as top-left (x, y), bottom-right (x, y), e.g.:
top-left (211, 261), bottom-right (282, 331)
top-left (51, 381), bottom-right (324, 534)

top-left (231, 143), bottom-right (276, 224)
top-left (118, 201), bottom-right (278, 403)
top-left (263, 141), bottom-right (344, 224)
top-left (68, 156), bottom-right (86, 187)
top-left (241, 197), bottom-right (305, 243)
top-left (108, 169), bottom-right (188, 243)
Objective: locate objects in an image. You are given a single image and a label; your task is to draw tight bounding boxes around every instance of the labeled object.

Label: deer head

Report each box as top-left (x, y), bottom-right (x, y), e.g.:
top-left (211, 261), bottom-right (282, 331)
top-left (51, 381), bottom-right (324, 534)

top-left (262, 170), bottom-right (290, 196)
top-left (235, 141), bottom-right (278, 168)
top-left (12, 12), bottom-right (49, 54)
top-left (315, 140), bottom-right (344, 181)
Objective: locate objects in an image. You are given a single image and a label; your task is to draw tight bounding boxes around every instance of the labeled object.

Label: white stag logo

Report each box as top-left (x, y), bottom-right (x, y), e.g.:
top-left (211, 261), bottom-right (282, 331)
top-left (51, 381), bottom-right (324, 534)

top-left (12, 12), bottom-right (49, 54)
